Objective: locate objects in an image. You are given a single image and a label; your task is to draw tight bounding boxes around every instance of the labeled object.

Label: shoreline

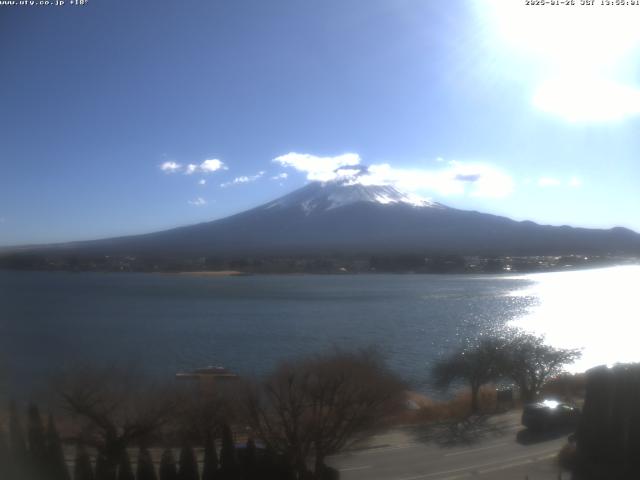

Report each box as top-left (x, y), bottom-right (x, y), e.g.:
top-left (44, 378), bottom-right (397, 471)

top-left (2, 261), bottom-right (638, 276)
top-left (174, 270), bottom-right (249, 277)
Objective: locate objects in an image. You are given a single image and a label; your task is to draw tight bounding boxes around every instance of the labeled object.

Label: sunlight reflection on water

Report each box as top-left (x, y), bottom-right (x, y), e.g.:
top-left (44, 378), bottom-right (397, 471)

top-left (509, 265), bottom-right (640, 373)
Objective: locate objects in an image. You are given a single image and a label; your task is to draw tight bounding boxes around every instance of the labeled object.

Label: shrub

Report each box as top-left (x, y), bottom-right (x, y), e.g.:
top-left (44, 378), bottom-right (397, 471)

top-left (74, 444), bottom-right (95, 480)
top-left (178, 445), bottom-right (198, 480)
top-left (201, 433), bottom-right (219, 480)
top-left (159, 448), bottom-right (178, 480)
top-left (136, 447), bottom-right (157, 480)
top-left (117, 450), bottom-right (135, 480)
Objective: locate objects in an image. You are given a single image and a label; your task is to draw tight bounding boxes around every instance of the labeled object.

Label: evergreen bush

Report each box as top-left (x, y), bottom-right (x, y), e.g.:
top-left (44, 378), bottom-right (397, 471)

top-left (45, 414), bottom-right (70, 480)
top-left (27, 404), bottom-right (47, 478)
top-left (116, 450), bottom-right (135, 480)
top-left (219, 424), bottom-right (238, 480)
top-left (73, 444), bottom-right (95, 480)
top-left (95, 452), bottom-right (116, 480)
top-left (9, 401), bottom-right (28, 478)
top-left (0, 423), bottom-right (10, 480)
top-left (178, 444), bottom-right (199, 480)
top-left (159, 448), bottom-right (178, 480)
top-left (136, 447), bottom-right (157, 480)
top-left (201, 433), bottom-right (219, 480)
top-left (241, 438), bottom-right (257, 480)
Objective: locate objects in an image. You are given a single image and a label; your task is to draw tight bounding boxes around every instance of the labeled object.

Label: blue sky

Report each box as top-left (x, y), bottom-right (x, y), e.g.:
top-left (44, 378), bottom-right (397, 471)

top-left (2, 0), bottom-right (640, 246)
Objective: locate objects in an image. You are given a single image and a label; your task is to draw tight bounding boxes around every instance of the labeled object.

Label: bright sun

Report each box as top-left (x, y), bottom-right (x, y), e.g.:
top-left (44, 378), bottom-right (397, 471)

top-left (477, 0), bottom-right (640, 122)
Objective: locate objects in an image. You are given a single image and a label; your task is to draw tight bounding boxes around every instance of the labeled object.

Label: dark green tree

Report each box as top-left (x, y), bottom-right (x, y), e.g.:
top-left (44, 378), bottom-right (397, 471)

top-left (136, 446), bottom-right (157, 480)
top-left (201, 433), bottom-right (219, 480)
top-left (95, 451), bottom-right (116, 480)
top-left (432, 337), bottom-right (506, 414)
top-left (9, 401), bottom-right (28, 478)
top-left (0, 422), bottom-right (10, 480)
top-left (74, 444), bottom-right (95, 480)
top-left (260, 448), bottom-right (294, 480)
top-left (241, 438), bottom-right (257, 480)
top-left (28, 404), bottom-right (47, 478)
top-left (159, 448), bottom-right (178, 480)
top-left (46, 414), bottom-right (71, 480)
top-left (116, 450), bottom-right (135, 480)
top-left (258, 447), bottom-right (277, 480)
top-left (178, 444), bottom-right (199, 480)
top-left (219, 424), bottom-right (238, 480)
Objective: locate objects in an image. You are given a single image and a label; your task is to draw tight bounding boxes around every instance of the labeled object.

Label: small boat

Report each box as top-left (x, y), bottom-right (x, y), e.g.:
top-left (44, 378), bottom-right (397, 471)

top-left (175, 365), bottom-right (239, 380)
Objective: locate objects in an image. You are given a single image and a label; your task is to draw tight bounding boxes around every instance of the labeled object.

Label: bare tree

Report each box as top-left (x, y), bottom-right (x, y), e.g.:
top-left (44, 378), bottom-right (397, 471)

top-left (245, 348), bottom-right (405, 479)
top-left (502, 330), bottom-right (581, 402)
top-left (245, 364), bottom-right (312, 478)
top-left (305, 350), bottom-right (405, 472)
top-left (432, 337), bottom-right (506, 414)
top-left (172, 380), bottom-right (239, 444)
top-left (57, 366), bottom-right (176, 477)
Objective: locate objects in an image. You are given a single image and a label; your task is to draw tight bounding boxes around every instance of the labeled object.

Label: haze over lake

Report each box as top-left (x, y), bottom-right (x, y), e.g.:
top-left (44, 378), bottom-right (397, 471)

top-left (1, 265), bottom-right (638, 395)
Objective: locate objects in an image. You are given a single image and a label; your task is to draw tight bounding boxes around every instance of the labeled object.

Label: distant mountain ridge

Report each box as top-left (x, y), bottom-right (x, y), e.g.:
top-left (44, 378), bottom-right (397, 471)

top-left (6, 178), bottom-right (640, 258)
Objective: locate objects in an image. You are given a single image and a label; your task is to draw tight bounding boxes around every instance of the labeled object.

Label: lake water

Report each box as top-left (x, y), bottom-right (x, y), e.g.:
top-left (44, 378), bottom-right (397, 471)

top-left (1, 266), bottom-right (638, 395)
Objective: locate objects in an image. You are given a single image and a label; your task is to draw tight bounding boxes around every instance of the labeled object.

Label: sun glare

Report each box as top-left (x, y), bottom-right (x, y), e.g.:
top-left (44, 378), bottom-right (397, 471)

top-left (509, 266), bottom-right (640, 373)
top-left (533, 75), bottom-right (640, 123)
top-left (477, 0), bottom-right (640, 122)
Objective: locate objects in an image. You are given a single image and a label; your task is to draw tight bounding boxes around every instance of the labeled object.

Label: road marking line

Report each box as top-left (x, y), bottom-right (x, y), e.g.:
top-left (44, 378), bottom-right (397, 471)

top-left (476, 453), bottom-right (557, 475)
top-left (444, 442), bottom-right (508, 457)
top-left (393, 448), bottom-right (560, 480)
top-left (337, 443), bottom-right (420, 457)
top-left (339, 465), bottom-right (372, 472)
top-left (436, 473), bottom-right (475, 480)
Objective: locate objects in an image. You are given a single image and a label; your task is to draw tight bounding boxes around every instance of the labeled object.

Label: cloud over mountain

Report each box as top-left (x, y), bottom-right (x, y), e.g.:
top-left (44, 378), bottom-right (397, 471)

top-left (273, 152), bottom-right (362, 182)
top-left (273, 152), bottom-right (514, 199)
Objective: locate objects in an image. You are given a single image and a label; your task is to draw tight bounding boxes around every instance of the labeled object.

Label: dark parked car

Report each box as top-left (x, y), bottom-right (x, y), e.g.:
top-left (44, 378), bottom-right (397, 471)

top-left (522, 400), bottom-right (581, 431)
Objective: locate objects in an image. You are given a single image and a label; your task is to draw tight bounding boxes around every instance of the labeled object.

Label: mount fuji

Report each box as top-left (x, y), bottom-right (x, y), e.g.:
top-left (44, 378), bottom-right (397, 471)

top-left (16, 174), bottom-right (640, 259)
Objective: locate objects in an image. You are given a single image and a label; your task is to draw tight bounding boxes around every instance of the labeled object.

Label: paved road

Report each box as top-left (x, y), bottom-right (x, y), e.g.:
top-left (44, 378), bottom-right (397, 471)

top-left (328, 411), bottom-right (571, 480)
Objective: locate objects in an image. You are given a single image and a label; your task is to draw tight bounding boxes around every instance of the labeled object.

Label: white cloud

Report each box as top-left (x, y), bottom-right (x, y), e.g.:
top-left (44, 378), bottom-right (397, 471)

top-left (187, 197), bottom-right (207, 206)
top-left (160, 158), bottom-right (227, 175)
top-left (361, 161), bottom-right (514, 198)
top-left (354, 160), bottom-right (514, 199)
top-left (274, 152), bottom-right (515, 199)
top-left (220, 171), bottom-right (265, 188)
top-left (273, 152), bottom-right (361, 182)
top-left (538, 177), bottom-right (562, 187)
top-left (271, 172), bottom-right (289, 180)
top-left (198, 179), bottom-right (207, 185)
top-left (200, 158), bottom-right (226, 173)
top-left (569, 177), bottom-right (582, 188)
top-left (160, 161), bottom-right (182, 173)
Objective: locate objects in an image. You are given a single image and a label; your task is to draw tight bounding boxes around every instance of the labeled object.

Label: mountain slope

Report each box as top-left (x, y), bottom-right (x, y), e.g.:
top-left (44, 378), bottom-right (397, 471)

top-left (26, 179), bottom-right (640, 257)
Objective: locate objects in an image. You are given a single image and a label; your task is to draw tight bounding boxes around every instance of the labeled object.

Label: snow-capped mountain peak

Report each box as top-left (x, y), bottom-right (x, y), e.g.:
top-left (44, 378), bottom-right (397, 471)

top-left (263, 178), bottom-right (443, 215)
